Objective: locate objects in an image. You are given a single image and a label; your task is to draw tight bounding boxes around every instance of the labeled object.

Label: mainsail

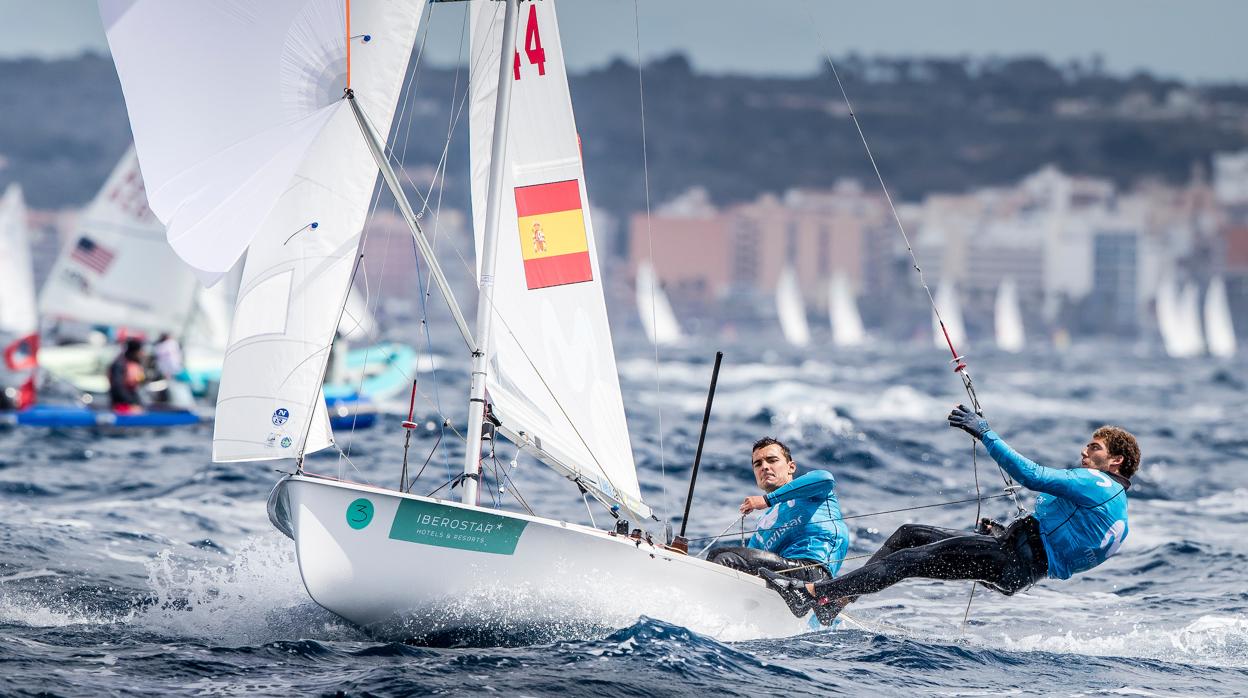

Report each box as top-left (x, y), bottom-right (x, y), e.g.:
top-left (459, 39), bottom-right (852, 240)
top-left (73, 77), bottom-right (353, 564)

top-left (636, 260), bottom-right (683, 345)
top-left (994, 277), bottom-right (1025, 353)
top-left (827, 273), bottom-right (865, 348)
top-left (1204, 276), bottom-right (1238, 358)
top-left (103, 0), bottom-right (423, 460)
top-left (469, 0), bottom-right (647, 517)
top-left (38, 147), bottom-right (198, 335)
top-left (775, 265), bottom-right (811, 347)
top-left (0, 184), bottom-right (37, 337)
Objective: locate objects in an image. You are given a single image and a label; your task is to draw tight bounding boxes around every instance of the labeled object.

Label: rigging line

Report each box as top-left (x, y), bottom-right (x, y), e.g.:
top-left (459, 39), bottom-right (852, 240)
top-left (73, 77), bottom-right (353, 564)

top-left (632, 0), bottom-right (669, 522)
top-left (684, 493), bottom-right (1015, 544)
top-left (803, 4), bottom-right (1023, 515)
top-left (405, 423), bottom-right (445, 492)
top-left (695, 514), bottom-right (746, 558)
top-left (495, 450), bottom-right (536, 515)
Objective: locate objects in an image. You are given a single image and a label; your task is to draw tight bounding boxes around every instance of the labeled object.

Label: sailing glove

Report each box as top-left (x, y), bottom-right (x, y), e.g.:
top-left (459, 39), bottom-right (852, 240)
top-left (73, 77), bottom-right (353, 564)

top-left (947, 404), bottom-right (991, 439)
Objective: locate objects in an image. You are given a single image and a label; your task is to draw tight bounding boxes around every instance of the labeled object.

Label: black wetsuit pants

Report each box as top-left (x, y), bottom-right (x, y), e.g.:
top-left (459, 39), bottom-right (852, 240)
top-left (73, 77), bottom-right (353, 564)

top-left (710, 546), bottom-right (831, 584)
top-left (809, 516), bottom-right (1049, 601)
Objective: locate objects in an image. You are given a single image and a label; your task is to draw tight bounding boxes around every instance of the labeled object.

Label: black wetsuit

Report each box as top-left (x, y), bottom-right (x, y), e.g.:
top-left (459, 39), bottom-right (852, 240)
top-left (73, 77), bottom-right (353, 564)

top-left (108, 355), bottom-right (141, 409)
top-left (805, 516), bottom-right (1048, 606)
top-left (710, 546), bottom-right (831, 584)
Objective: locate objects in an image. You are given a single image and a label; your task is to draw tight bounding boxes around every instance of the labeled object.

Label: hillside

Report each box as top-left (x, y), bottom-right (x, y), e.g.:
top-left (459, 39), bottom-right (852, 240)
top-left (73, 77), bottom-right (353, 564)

top-left (2, 52), bottom-right (1246, 220)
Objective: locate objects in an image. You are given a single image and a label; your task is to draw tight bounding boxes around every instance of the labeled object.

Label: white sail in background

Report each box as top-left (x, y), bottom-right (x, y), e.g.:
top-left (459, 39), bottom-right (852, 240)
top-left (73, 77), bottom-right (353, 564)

top-left (775, 265), bottom-right (810, 347)
top-left (827, 273), bottom-right (865, 347)
top-left (1179, 282), bottom-right (1207, 357)
top-left (1204, 276), bottom-right (1238, 358)
top-left (635, 260), bottom-right (682, 345)
top-left (994, 277), bottom-right (1026, 353)
top-left (0, 184), bottom-right (38, 337)
top-left (38, 147), bottom-right (198, 335)
top-left (933, 282), bottom-right (968, 352)
top-left (469, 0), bottom-right (645, 515)
top-left (1155, 275), bottom-right (1184, 357)
top-left (103, 0), bottom-right (423, 461)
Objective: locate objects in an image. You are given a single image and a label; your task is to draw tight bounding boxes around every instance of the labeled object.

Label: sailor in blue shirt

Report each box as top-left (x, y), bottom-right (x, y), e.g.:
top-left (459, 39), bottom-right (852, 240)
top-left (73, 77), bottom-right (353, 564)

top-left (761, 407), bottom-right (1139, 621)
top-left (711, 437), bottom-right (851, 623)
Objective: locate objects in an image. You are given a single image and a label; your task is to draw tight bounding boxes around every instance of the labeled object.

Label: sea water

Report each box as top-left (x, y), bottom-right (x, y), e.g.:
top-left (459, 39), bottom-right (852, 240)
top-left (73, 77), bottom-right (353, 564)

top-left (1, 339), bottom-right (1245, 695)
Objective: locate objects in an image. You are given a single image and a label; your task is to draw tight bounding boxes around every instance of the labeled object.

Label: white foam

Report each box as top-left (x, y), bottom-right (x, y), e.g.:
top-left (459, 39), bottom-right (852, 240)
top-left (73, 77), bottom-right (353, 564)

top-left (999, 614), bottom-right (1248, 667)
top-left (136, 535), bottom-right (360, 645)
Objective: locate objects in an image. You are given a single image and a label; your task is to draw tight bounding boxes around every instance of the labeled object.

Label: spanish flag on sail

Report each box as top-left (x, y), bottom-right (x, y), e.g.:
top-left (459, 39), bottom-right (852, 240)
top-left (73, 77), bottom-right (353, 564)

top-left (515, 180), bottom-right (593, 290)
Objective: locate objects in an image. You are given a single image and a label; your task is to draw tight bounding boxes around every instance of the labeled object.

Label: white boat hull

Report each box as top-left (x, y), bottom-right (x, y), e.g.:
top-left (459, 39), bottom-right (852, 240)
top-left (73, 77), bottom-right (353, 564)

top-left (272, 474), bottom-right (818, 643)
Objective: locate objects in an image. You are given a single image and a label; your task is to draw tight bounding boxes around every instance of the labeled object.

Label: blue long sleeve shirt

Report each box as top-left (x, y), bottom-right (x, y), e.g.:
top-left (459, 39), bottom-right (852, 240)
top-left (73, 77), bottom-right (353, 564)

top-left (747, 470), bottom-right (851, 575)
top-left (981, 430), bottom-right (1130, 580)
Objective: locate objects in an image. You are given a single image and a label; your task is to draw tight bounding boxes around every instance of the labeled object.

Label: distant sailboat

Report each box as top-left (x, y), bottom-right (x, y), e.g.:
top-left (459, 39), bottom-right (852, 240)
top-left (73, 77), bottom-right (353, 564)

top-left (827, 273), bottom-right (865, 347)
top-left (1204, 276), bottom-right (1237, 358)
top-left (1155, 275), bottom-right (1184, 357)
top-left (635, 260), bottom-right (682, 345)
top-left (39, 146), bottom-right (200, 338)
top-left (1179, 282), bottom-right (1207, 357)
top-left (933, 282), bottom-right (968, 352)
top-left (994, 277), bottom-right (1025, 353)
top-left (0, 184), bottom-right (38, 340)
top-left (776, 265), bottom-right (810, 347)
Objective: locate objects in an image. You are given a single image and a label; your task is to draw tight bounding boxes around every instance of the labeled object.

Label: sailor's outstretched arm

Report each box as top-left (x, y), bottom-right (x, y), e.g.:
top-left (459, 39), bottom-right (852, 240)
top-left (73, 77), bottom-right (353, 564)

top-left (980, 431), bottom-right (1108, 505)
top-left (765, 469), bottom-right (836, 506)
top-left (948, 404), bottom-right (1106, 505)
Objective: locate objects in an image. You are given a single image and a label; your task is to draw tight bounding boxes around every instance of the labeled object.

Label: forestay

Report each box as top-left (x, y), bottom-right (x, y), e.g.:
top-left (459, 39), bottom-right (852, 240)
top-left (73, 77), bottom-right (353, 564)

top-left (469, 0), bottom-right (647, 518)
top-left (38, 147), bottom-right (198, 336)
top-left (103, 0), bottom-right (423, 461)
top-left (0, 184), bottom-right (37, 337)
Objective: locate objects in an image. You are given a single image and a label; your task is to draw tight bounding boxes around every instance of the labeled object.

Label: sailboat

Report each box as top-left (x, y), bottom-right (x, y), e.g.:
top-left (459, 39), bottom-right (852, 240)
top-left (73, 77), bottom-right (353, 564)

top-left (993, 277), bottom-right (1025, 353)
top-left (635, 260), bottom-right (683, 345)
top-left (932, 282), bottom-right (968, 352)
top-left (0, 184), bottom-right (38, 343)
top-left (0, 183), bottom-right (39, 411)
top-left (827, 273), bottom-right (865, 347)
top-left (38, 146), bottom-right (203, 394)
top-left (775, 265), bottom-right (811, 347)
top-left (103, 0), bottom-right (811, 640)
top-left (1204, 276), bottom-right (1238, 358)
top-left (1179, 282), bottom-right (1207, 357)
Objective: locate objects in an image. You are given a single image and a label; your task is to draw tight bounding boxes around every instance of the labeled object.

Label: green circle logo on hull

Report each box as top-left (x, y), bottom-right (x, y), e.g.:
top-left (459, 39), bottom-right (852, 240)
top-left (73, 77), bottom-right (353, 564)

top-left (346, 498), bottom-right (374, 530)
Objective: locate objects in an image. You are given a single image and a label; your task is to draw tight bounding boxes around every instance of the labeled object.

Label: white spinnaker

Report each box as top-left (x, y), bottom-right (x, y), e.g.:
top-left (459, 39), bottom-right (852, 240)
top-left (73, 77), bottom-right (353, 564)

top-left (214, 2), bottom-right (422, 462)
top-left (636, 261), bottom-right (682, 345)
top-left (104, 0), bottom-right (422, 461)
top-left (933, 282), bottom-right (968, 351)
top-left (775, 266), bottom-right (810, 347)
top-left (102, 0), bottom-right (368, 284)
top-left (1204, 276), bottom-right (1238, 358)
top-left (994, 277), bottom-right (1026, 353)
top-left (470, 0), bottom-right (645, 515)
top-left (828, 273), bottom-right (865, 348)
top-left (38, 147), bottom-right (198, 335)
top-left (0, 184), bottom-right (37, 337)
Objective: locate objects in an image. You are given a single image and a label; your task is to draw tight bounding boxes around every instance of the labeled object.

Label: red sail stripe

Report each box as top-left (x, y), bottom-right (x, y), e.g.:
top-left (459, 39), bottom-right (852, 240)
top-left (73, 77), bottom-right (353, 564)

top-left (523, 251), bottom-right (593, 290)
top-left (515, 180), bottom-right (582, 217)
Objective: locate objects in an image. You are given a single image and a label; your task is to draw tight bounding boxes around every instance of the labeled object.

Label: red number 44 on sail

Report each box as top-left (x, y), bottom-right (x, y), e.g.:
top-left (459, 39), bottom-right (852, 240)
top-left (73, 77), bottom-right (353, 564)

top-left (513, 4), bottom-right (547, 80)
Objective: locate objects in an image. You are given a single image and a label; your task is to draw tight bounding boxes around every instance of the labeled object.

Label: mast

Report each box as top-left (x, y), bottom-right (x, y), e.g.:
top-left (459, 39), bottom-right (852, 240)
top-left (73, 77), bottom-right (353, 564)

top-left (461, 0), bottom-right (521, 506)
